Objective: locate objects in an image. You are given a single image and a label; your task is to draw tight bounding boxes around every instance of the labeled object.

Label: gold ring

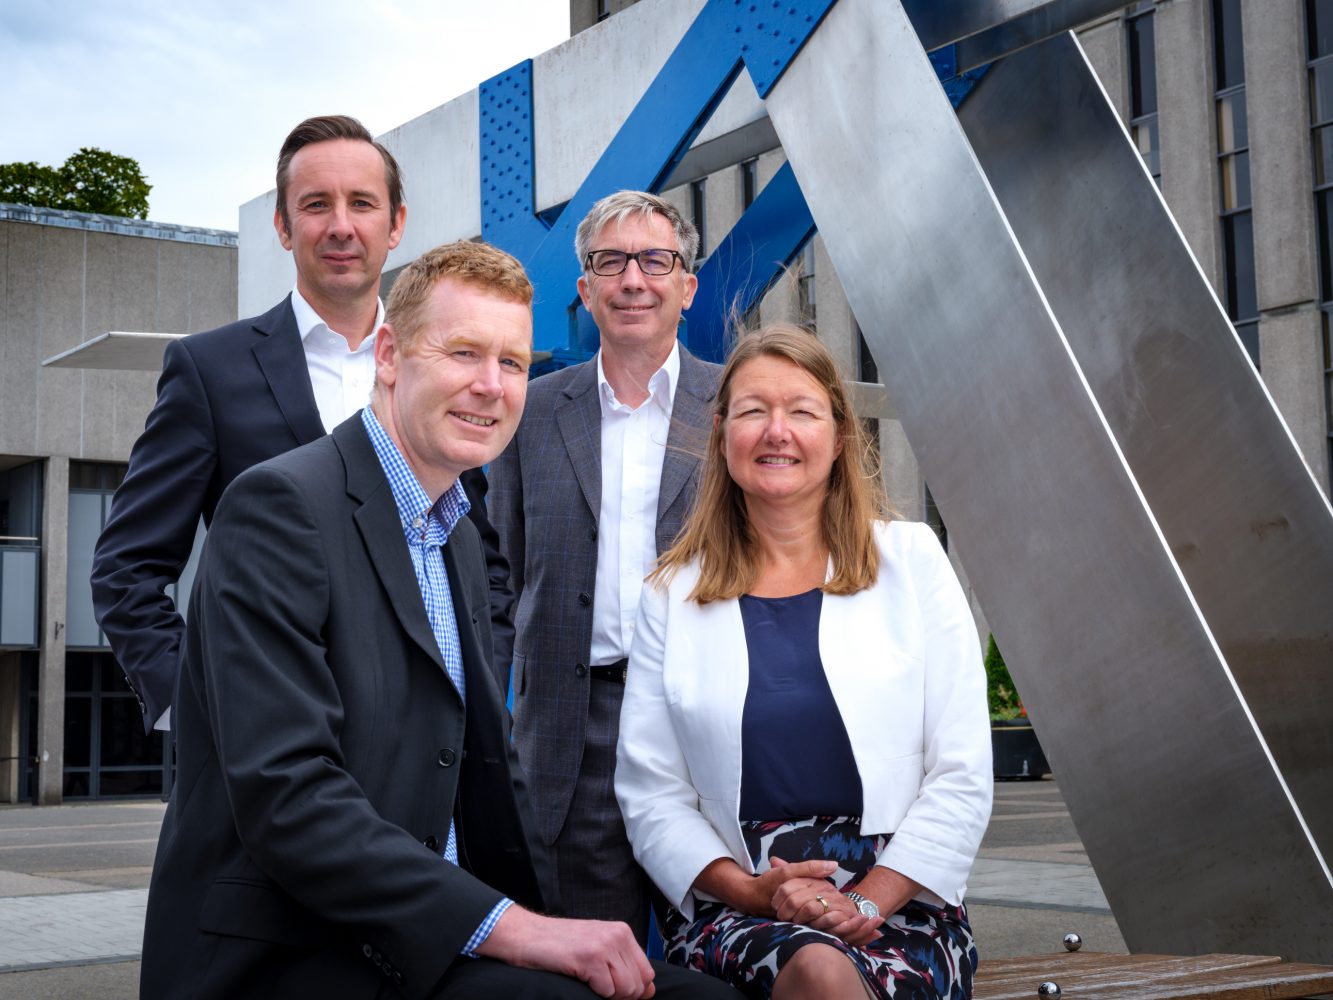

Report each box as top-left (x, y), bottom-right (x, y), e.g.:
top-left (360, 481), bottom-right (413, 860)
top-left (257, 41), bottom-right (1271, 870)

top-left (816, 894), bottom-right (829, 914)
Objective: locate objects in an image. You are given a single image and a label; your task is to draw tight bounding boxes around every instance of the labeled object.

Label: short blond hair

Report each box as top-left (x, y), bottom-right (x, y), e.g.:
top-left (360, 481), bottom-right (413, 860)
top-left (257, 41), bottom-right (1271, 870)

top-left (652, 324), bottom-right (890, 603)
top-left (385, 240), bottom-right (532, 353)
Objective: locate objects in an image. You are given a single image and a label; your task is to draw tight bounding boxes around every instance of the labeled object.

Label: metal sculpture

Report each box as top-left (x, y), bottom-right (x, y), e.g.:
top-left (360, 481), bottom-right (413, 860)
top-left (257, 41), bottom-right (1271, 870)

top-left (476, 0), bottom-right (1333, 960)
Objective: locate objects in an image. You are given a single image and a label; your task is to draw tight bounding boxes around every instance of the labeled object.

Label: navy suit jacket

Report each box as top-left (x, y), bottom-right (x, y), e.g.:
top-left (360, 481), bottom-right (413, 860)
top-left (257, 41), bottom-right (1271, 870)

top-left (140, 417), bottom-right (553, 1000)
top-left (91, 296), bottom-right (515, 730)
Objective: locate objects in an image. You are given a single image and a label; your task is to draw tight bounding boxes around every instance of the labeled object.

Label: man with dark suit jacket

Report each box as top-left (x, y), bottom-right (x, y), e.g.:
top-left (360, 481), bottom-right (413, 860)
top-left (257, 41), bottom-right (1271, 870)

top-left (140, 240), bottom-right (739, 1000)
top-left (490, 191), bottom-right (721, 942)
top-left (91, 115), bottom-right (513, 733)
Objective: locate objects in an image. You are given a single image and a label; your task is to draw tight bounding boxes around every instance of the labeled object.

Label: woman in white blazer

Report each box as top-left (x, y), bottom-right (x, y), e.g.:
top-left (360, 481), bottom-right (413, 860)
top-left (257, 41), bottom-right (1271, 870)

top-left (616, 326), bottom-right (992, 999)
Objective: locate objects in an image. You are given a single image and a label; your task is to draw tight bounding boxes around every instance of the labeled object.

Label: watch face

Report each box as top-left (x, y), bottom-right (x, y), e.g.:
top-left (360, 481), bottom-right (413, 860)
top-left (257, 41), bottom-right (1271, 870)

top-left (857, 898), bottom-right (880, 918)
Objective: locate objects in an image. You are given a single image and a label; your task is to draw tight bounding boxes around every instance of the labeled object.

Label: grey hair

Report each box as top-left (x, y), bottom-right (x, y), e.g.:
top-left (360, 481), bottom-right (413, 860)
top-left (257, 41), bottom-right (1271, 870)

top-left (574, 190), bottom-right (700, 273)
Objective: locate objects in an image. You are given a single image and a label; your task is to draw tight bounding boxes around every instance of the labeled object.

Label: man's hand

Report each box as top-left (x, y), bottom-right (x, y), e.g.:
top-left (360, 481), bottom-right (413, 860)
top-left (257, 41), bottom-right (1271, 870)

top-left (474, 906), bottom-right (656, 999)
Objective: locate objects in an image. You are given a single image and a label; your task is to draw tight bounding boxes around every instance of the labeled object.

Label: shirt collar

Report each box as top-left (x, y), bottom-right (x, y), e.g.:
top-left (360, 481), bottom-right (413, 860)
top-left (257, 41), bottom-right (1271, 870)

top-left (291, 286), bottom-right (383, 354)
top-left (361, 407), bottom-right (470, 543)
top-left (596, 339), bottom-right (680, 413)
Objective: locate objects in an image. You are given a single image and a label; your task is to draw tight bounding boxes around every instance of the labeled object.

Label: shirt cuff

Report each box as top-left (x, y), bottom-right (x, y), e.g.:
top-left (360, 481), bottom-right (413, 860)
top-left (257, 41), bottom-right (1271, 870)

top-left (462, 897), bottom-right (514, 957)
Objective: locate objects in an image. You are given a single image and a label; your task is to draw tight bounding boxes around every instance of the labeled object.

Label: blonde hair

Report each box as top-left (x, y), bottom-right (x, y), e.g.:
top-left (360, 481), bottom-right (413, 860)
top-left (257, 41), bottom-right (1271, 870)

top-left (385, 240), bottom-right (532, 354)
top-left (653, 324), bottom-right (890, 604)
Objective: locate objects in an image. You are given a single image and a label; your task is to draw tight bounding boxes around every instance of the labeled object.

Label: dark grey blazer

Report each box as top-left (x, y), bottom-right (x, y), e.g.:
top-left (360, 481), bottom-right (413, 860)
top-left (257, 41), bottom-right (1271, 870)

top-left (489, 347), bottom-right (720, 843)
top-left (140, 416), bottom-right (553, 1000)
top-left (90, 295), bottom-right (515, 731)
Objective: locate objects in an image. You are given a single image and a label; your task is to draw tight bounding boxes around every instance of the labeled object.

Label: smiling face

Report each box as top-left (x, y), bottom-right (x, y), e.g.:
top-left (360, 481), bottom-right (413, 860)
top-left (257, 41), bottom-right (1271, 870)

top-left (373, 278), bottom-right (531, 498)
top-left (274, 138), bottom-right (406, 317)
top-left (719, 354), bottom-right (844, 512)
top-left (576, 211), bottom-right (698, 364)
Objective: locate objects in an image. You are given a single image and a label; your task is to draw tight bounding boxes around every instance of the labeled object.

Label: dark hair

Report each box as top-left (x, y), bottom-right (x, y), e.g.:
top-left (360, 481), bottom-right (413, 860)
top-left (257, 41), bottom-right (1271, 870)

top-left (275, 115), bottom-right (404, 230)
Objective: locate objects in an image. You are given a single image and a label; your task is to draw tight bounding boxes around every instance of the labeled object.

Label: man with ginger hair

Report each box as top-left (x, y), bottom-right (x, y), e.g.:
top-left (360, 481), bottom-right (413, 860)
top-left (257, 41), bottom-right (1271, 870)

top-left (140, 240), bottom-right (738, 1000)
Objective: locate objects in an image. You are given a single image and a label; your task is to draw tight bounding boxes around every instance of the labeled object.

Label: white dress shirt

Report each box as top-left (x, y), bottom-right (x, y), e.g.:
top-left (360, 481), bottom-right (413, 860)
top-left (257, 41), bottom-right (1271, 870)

top-left (589, 342), bottom-right (681, 666)
top-left (291, 286), bottom-right (384, 432)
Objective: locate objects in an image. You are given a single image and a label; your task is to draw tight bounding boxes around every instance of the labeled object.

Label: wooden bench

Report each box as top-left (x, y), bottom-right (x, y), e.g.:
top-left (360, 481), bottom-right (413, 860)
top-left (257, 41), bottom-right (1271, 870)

top-left (973, 951), bottom-right (1333, 999)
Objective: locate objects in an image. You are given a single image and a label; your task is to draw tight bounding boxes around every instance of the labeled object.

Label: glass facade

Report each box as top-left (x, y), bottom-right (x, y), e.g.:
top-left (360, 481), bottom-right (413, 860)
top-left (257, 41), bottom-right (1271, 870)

top-left (1213, 0), bottom-right (1259, 365)
top-left (1128, 3), bottom-right (1161, 183)
top-left (1309, 0), bottom-right (1333, 489)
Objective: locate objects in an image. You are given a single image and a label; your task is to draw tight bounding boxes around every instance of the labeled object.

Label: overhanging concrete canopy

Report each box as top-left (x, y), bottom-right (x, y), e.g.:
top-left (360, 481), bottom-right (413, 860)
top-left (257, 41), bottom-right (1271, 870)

top-left (41, 332), bottom-right (184, 372)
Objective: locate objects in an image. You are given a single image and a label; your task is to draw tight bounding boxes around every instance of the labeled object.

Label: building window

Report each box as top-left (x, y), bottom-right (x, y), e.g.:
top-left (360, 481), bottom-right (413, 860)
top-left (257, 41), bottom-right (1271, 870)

top-left (596, 0), bottom-right (612, 23)
top-left (1214, 0), bottom-right (1259, 365)
top-left (60, 652), bottom-right (172, 800)
top-left (690, 178), bottom-right (707, 262)
top-left (1307, 0), bottom-right (1333, 487)
top-left (1127, 3), bottom-right (1161, 184)
top-left (798, 240), bottom-right (816, 326)
top-left (740, 157), bottom-right (759, 210)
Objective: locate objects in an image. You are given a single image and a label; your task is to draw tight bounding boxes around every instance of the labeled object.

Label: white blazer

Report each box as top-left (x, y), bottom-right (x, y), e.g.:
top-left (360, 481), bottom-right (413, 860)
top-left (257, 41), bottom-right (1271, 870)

top-left (616, 520), bottom-right (992, 921)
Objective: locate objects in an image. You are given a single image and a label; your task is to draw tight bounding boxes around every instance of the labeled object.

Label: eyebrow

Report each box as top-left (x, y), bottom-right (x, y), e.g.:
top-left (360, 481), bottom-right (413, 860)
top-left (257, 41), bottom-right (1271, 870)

top-left (445, 335), bottom-right (533, 365)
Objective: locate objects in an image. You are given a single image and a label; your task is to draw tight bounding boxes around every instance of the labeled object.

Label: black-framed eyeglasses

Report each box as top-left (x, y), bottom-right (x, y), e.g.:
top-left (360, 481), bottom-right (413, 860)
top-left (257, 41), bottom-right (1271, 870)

top-left (585, 248), bottom-right (683, 277)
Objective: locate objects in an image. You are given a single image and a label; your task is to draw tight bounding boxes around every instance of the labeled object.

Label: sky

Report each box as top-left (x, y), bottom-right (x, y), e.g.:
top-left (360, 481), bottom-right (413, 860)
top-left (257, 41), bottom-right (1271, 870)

top-left (0, 1), bottom-right (570, 231)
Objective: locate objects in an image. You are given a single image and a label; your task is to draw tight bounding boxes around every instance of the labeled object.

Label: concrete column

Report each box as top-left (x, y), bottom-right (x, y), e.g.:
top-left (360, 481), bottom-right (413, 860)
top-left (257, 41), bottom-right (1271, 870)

top-left (1156, 0), bottom-right (1225, 290)
top-left (1243, 0), bottom-right (1329, 489)
top-left (0, 652), bottom-right (19, 803)
top-left (36, 456), bottom-right (67, 805)
top-left (1077, 15), bottom-right (1129, 124)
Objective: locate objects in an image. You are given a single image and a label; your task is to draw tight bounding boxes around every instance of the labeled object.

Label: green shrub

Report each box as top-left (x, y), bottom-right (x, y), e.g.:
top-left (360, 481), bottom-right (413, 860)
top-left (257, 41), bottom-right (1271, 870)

top-left (985, 635), bottom-right (1024, 721)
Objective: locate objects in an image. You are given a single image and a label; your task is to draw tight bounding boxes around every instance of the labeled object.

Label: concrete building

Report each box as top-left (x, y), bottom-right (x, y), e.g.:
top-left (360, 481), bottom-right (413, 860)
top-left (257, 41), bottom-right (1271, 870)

top-left (9, 0), bottom-right (1327, 803)
top-left (0, 204), bottom-right (236, 805)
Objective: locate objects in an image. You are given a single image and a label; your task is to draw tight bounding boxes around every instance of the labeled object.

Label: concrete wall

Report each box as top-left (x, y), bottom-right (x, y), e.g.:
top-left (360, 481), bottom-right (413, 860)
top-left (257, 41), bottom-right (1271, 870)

top-left (0, 220), bottom-right (238, 463)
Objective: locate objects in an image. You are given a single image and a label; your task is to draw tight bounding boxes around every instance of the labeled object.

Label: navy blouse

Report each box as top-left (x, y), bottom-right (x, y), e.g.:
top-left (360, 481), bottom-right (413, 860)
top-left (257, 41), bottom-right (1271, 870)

top-left (737, 588), bottom-right (864, 821)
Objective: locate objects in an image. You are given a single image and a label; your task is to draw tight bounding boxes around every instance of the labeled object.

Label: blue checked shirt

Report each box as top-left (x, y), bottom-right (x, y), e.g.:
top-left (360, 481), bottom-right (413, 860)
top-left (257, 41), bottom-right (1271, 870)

top-left (362, 407), bottom-right (513, 954)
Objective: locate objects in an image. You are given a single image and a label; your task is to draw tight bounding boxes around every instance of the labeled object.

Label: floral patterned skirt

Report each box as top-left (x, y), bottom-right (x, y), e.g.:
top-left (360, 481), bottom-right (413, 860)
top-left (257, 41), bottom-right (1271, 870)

top-left (661, 817), bottom-right (978, 1000)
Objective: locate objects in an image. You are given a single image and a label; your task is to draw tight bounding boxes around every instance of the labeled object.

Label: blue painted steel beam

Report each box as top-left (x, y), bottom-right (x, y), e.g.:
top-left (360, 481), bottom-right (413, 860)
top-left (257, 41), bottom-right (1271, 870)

top-left (478, 1), bottom-right (985, 364)
top-left (481, 0), bottom-right (839, 357)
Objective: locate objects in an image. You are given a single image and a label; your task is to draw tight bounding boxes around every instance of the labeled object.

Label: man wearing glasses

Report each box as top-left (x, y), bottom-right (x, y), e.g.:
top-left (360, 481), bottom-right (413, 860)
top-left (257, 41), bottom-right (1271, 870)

top-left (490, 190), bottom-right (720, 942)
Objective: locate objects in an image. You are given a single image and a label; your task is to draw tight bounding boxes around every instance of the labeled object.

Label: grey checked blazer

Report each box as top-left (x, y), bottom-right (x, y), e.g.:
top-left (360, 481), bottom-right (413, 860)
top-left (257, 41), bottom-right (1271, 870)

top-left (490, 347), bottom-right (721, 844)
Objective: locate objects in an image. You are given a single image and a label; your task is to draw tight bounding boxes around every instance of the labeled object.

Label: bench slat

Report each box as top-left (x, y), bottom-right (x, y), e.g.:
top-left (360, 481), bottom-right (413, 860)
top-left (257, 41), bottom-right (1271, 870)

top-left (973, 952), bottom-right (1333, 1000)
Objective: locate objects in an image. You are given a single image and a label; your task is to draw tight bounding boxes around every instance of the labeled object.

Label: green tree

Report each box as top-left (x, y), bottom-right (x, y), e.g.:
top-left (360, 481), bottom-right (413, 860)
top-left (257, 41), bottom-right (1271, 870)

top-left (0, 161), bottom-right (62, 206)
top-left (0, 147), bottom-right (151, 219)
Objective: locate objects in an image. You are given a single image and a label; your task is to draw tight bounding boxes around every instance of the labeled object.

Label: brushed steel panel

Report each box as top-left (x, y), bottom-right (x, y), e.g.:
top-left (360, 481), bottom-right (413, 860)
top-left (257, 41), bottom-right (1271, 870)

top-left (902, 0), bottom-right (1131, 59)
top-left (763, 0), bottom-right (1333, 958)
top-left (958, 31), bottom-right (1333, 868)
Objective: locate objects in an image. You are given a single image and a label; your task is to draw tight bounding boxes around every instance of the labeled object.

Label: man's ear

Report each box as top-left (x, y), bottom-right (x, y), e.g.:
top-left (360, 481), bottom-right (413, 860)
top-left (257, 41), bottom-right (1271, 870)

top-left (680, 270), bottom-right (699, 311)
top-left (577, 274), bottom-right (592, 310)
top-left (388, 203), bottom-right (407, 251)
top-left (273, 206), bottom-right (293, 251)
top-left (374, 322), bottom-right (400, 388)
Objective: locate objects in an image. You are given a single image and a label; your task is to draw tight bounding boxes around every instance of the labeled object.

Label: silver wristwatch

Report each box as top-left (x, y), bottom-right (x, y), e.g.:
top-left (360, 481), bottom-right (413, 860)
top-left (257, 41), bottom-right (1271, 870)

top-left (845, 891), bottom-right (880, 918)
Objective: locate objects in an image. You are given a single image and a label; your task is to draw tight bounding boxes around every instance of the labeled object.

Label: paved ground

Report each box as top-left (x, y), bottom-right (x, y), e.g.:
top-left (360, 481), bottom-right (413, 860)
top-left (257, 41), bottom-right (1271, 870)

top-left (0, 777), bottom-right (1120, 997)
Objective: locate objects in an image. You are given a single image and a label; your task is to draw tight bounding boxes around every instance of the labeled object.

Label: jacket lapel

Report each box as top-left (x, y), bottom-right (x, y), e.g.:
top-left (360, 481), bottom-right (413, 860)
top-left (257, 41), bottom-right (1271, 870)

top-left (554, 363), bottom-right (603, 522)
top-left (657, 348), bottom-right (717, 528)
top-left (337, 418), bottom-right (454, 686)
top-left (252, 295), bottom-right (326, 446)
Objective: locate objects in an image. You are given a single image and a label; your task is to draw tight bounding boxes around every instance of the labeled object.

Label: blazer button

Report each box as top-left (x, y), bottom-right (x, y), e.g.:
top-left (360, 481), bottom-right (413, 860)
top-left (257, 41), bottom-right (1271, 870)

top-left (438, 748), bottom-right (457, 767)
top-left (394, 972), bottom-right (404, 985)
top-left (362, 943), bottom-right (373, 959)
top-left (578, 592), bottom-right (591, 606)
top-left (590, 526), bottom-right (598, 540)
top-left (424, 835), bottom-right (439, 852)
top-left (574, 663), bottom-right (587, 678)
